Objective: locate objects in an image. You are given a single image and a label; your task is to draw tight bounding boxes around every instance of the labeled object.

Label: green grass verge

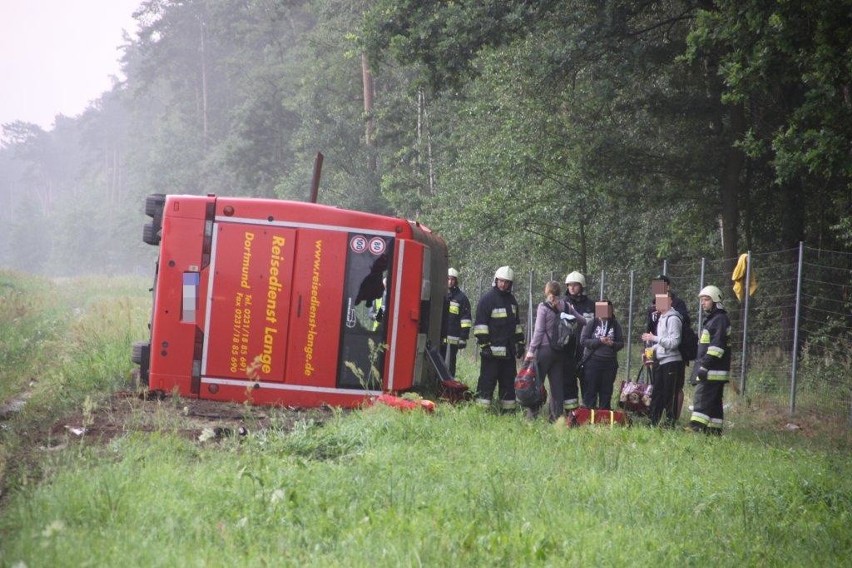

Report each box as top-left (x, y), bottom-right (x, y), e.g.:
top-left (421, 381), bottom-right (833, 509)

top-left (0, 272), bottom-right (850, 567)
top-left (2, 407), bottom-right (850, 566)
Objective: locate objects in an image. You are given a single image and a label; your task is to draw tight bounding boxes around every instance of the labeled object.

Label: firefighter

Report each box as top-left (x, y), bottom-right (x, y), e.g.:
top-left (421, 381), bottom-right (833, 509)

top-left (562, 271), bottom-right (595, 413)
top-left (440, 268), bottom-right (472, 376)
top-left (368, 278), bottom-right (387, 332)
top-left (689, 285), bottom-right (731, 434)
top-left (473, 266), bottom-right (525, 411)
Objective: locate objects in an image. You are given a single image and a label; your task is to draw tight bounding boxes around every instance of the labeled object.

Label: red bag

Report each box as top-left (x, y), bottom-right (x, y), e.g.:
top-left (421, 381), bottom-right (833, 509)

top-left (567, 407), bottom-right (629, 427)
top-left (514, 359), bottom-right (546, 408)
top-left (618, 364), bottom-right (653, 414)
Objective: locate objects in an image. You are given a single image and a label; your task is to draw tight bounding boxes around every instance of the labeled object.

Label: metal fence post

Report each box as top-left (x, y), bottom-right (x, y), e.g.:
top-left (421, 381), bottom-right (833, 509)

top-left (790, 241), bottom-right (804, 415)
top-left (739, 250), bottom-right (752, 396)
top-left (698, 257), bottom-right (706, 331)
top-left (626, 270), bottom-right (635, 381)
top-left (599, 270), bottom-right (605, 300)
top-left (527, 269), bottom-right (534, 345)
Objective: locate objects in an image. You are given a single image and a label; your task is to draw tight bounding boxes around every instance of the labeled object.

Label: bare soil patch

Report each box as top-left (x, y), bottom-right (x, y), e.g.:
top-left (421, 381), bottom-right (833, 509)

top-left (45, 390), bottom-right (335, 448)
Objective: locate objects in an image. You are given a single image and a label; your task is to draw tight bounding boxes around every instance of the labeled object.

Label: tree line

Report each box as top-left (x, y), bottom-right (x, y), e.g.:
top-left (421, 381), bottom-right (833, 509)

top-left (0, 0), bottom-right (849, 277)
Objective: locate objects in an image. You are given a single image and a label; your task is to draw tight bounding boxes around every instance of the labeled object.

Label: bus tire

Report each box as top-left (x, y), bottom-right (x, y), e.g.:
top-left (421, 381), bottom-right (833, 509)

top-left (132, 341), bottom-right (151, 386)
top-left (145, 194), bottom-right (166, 218)
top-left (143, 222), bottom-right (160, 245)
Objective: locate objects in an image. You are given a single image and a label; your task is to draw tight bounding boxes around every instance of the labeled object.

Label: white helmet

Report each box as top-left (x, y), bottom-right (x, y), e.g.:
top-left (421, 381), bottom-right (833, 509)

top-left (494, 266), bottom-right (514, 282)
top-left (699, 285), bottom-right (723, 303)
top-left (448, 268), bottom-right (459, 278)
top-left (564, 271), bottom-right (586, 289)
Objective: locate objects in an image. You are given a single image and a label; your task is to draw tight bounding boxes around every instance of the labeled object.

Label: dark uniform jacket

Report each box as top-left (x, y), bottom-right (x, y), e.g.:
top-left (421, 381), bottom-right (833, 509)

top-left (473, 286), bottom-right (524, 358)
top-left (565, 293), bottom-right (595, 360)
top-left (441, 286), bottom-right (472, 345)
top-left (696, 306), bottom-right (731, 382)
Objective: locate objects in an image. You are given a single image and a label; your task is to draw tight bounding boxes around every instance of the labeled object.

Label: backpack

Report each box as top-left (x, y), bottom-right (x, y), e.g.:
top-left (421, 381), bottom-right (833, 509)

top-left (675, 313), bottom-right (698, 362)
top-left (545, 303), bottom-right (578, 353)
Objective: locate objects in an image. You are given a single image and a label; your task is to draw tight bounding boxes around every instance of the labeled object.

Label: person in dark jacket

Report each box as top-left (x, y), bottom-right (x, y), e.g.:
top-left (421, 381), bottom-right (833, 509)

top-left (689, 285), bottom-right (731, 434)
top-left (562, 271), bottom-right (595, 413)
top-left (440, 268), bottom-right (472, 376)
top-left (473, 266), bottom-right (525, 411)
top-left (579, 299), bottom-right (624, 409)
top-left (525, 281), bottom-right (584, 421)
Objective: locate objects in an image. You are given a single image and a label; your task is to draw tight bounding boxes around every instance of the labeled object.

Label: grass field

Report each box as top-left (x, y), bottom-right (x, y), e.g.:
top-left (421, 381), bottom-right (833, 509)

top-left (0, 271), bottom-right (849, 567)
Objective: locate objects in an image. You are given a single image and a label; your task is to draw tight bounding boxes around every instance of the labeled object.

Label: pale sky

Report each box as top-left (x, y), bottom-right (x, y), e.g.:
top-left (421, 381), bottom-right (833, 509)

top-left (0, 0), bottom-right (141, 131)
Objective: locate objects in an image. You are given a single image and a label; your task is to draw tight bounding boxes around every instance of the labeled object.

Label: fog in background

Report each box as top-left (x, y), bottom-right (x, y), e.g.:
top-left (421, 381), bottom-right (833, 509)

top-left (0, 1), bottom-right (848, 279)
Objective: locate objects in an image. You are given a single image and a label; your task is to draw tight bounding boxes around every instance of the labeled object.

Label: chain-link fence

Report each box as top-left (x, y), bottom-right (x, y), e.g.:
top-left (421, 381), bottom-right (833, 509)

top-left (458, 244), bottom-right (851, 423)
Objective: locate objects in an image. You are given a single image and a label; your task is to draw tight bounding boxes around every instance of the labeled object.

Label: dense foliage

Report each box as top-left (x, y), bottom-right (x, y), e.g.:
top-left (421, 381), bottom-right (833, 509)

top-left (0, 0), bottom-right (849, 276)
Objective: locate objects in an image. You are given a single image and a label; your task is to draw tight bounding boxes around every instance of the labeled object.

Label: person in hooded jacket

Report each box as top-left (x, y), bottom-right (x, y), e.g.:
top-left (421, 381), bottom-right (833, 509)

top-left (579, 299), bottom-right (624, 409)
top-left (641, 293), bottom-right (683, 426)
top-left (645, 274), bottom-right (691, 418)
top-left (689, 285), bottom-right (731, 435)
top-left (562, 271), bottom-right (595, 413)
top-left (440, 268), bottom-right (472, 376)
top-left (473, 266), bottom-right (525, 411)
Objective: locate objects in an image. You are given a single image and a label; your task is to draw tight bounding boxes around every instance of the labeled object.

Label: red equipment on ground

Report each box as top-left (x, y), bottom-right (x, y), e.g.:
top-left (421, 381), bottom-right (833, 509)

top-left (566, 407), bottom-right (630, 427)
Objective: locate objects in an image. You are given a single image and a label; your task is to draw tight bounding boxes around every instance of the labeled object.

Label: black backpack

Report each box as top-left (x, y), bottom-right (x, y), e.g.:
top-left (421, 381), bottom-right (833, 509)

top-left (675, 313), bottom-right (698, 362)
top-left (545, 303), bottom-right (578, 353)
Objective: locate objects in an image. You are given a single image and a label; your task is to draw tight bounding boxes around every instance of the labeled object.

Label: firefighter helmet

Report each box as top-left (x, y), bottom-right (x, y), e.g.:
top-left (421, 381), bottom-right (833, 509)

top-left (448, 268), bottom-right (459, 278)
top-left (698, 285), bottom-right (723, 303)
top-left (564, 271), bottom-right (586, 289)
top-left (494, 266), bottom-right (514, 282)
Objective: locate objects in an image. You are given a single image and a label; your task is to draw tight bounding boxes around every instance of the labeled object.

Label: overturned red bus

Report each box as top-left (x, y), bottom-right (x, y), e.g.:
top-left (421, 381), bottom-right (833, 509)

top-left (132, 194), bottom-right (447, 408)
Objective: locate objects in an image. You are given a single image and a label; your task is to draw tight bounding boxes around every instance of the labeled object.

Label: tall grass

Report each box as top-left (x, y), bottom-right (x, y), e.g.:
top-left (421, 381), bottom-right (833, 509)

top-left (0, 272), bottom-right (150, 496)
top-left (0, 272), bottom-right (850, 566)
top-left (2, 406), bottom-right (851, 566)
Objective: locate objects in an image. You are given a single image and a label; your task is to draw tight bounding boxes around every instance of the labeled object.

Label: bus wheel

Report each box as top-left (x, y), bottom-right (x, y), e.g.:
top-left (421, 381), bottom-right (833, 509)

top-left (131, 341), bottom-right (151, 386)
top-left (143, 222), bottom-right (161, 246)
top-left (145, 194), bottom-right (166, 218)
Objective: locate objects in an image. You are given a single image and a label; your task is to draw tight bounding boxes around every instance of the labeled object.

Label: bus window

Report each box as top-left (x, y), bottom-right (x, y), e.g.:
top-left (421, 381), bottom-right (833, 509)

top-left (337, 236), bottom-right (394, 389)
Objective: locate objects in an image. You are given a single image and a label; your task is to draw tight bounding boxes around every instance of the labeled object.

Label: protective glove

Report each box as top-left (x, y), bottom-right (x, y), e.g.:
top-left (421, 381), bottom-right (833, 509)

top-left (458, 339), bottom-right (467, 350)
top-left (479, 344), bottom-right (492, 358)
top-left (374, 308), bottom-right (384, 323)
top-left (515, 342), bottom-right (526, 360)
top-left (690, 366), bottom-right (708, 386)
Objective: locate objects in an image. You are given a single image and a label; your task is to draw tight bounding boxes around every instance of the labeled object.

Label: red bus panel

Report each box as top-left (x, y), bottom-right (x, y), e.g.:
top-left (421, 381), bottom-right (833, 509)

top-left (203, 223), bottom-right (296, 382)
top-left (284, 229), bottom-right (347, 388)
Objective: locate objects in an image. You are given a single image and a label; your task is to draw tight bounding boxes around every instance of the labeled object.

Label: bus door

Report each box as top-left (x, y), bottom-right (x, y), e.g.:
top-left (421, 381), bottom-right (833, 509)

top-left (283, 229), bottom-right (347, 388)
top-left (202, 222), bottom-right (296, 383)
